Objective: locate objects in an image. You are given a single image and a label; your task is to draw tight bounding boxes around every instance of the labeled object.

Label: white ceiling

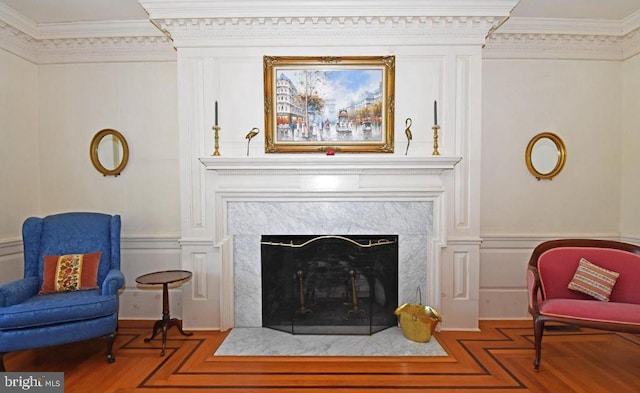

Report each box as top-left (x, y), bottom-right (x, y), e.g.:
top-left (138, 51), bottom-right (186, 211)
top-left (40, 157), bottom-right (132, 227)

top-left (1, 0), bottom-right (639, 25)
top-left (0, 0), bottom-right (149, 24)
top-left (510, 0), bottom-right (640, 20)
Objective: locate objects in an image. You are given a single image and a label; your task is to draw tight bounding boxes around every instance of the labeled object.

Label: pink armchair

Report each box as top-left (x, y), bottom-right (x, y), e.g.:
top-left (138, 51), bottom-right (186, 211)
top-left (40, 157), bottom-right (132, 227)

top-left (527, 239), bottom-right (640, 370)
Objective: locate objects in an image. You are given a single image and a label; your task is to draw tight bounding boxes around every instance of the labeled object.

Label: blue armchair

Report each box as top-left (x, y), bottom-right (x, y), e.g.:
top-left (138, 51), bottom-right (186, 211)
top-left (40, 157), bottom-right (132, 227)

top-left (0, 212), bottom-right (125, 371)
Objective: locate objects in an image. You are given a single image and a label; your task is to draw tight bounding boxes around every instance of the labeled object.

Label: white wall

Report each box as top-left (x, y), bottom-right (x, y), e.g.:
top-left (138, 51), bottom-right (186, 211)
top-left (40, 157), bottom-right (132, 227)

top-left (621, 53), bottom-right (640, 238)
top-left (36, 61), bottom-right (182, 318)
top-left (0, 49), bottom-right (39, 284)
top-left (0, 57), bottom-right (183, 319)
top-left (37, 62), bottom-right (180, 234)
top-left (480, 58), bottom-right (624, 318)
top-left (0, 50), bottom-right (39, 239)
top-left (482, 59), bottom-right (622, 235)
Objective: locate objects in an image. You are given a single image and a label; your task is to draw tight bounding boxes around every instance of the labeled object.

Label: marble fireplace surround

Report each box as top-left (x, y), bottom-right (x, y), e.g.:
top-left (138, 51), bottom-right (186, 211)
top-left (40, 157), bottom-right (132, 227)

top-left (200, 156), bottom-right (461, 330)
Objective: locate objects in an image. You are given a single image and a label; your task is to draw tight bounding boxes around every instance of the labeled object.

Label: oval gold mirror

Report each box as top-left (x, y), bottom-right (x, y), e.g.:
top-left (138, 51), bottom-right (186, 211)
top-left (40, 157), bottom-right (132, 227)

top-left (525, 132), bottom-right (566, 180)
top-left (90, 129), bottom-right (129, 176)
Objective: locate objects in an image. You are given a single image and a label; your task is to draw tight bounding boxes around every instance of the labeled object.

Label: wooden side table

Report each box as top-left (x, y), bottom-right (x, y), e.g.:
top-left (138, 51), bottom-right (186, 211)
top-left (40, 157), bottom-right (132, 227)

top-left (136, 270), bottom-right (193, 356)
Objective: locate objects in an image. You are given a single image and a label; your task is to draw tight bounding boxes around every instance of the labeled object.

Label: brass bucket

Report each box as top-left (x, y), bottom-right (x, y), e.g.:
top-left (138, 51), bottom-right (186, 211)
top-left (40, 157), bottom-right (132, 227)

top-left (394, 288), bottom-right (442, 343)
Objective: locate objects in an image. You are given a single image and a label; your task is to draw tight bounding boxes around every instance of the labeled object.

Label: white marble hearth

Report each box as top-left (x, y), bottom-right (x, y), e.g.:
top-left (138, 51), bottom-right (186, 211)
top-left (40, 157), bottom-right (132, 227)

top-left (214, 327), bottom-right (447, 357)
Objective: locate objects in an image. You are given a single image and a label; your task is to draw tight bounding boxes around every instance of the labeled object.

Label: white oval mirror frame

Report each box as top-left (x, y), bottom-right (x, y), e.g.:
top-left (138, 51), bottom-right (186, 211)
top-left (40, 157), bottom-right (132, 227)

top-left (90, 129), bottom-right (129, 176)
top-left (525, 132), bottom-right (566, 180)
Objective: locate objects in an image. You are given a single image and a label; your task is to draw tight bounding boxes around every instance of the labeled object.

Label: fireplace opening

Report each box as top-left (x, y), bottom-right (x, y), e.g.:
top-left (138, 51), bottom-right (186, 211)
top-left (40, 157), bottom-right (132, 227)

top-left (261, 235), bottom-right (399, 335)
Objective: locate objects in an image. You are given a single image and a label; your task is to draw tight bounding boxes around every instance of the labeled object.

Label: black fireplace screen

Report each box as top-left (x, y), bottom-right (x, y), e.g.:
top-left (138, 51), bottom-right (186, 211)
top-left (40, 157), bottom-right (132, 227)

top-left (261, 235), bottom-right (399, 335)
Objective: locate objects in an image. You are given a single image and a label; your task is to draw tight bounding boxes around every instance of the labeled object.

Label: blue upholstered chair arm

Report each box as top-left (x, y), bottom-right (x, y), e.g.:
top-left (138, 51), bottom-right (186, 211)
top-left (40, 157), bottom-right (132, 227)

top-left (0, 276), bottom-right (39, 307)
top-left (101, 269), bottom-right (125, 296)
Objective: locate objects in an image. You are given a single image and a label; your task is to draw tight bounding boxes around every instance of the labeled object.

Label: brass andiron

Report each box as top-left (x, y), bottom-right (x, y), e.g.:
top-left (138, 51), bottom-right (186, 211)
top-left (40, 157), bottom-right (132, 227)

top-left (404, 118), bottom-right (413, 156)
top-left (295, 270), bottom-right (312, 318)
top-left (347, 269), bottom-right (366, 319)
top-left (245, 127), bottom-right (260, 156)
top-left (432, 124), bottom-right (440, 156)
top-left (212, 125), bottom-right (221, 156)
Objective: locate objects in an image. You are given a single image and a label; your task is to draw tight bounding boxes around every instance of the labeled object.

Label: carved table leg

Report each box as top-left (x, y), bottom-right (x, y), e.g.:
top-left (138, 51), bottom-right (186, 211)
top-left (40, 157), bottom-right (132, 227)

top-left (144, 282), bottom-right (192, 356)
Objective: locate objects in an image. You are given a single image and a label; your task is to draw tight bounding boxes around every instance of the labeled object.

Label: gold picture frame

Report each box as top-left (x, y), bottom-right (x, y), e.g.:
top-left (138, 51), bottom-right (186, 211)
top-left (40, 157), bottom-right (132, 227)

top-left (263, 56), bottom-right (395, 153)
top-left (525, 132), bottom-right (567, 180)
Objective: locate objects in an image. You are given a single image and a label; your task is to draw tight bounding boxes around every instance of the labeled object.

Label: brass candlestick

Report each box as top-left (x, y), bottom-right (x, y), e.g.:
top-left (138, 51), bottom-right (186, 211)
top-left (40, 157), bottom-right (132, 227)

top-left (432, 124), bottom-right (440, 156)
top-left (212, 125), bottom-right (221, 156)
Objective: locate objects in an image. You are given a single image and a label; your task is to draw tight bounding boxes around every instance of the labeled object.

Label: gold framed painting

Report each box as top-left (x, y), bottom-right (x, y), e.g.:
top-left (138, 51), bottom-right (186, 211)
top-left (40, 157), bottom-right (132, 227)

top-left (263, 56), bottom-right (395, 153)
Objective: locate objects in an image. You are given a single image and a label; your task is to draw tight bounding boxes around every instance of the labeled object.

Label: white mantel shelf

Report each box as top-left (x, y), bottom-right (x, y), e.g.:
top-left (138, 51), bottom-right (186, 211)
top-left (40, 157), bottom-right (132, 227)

top-left (199, 155), bottom-right (462, 175)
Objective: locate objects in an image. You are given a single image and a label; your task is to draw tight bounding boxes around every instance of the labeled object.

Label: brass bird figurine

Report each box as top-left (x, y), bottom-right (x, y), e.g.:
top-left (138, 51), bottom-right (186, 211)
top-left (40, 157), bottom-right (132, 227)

top-left (245, 127), bottom-right (260, 156)
top-left (404, 118), bottom-right (413, 156)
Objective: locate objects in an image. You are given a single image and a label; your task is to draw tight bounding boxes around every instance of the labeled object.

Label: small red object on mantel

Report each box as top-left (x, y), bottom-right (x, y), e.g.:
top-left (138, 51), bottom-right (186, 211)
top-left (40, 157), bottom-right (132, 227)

top-left (326, 148), bottom-right (335, 155)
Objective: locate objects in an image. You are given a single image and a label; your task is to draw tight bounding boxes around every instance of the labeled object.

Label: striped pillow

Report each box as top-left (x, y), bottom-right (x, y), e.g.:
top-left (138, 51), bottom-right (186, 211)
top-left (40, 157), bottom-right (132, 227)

top-left (568, 258), bottom-right (619, 302)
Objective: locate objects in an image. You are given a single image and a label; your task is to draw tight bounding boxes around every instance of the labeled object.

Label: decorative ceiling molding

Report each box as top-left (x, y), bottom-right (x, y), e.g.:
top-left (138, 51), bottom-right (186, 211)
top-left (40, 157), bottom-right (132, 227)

top-left (154, 15), bottom-right (506, 48)
top-left (484, 16), bottom-right (640, 60)
top-left (624, 28), bottom-right (640, 59)
top-left (140, 0), bottom-right (517, 47)
top-left (139, 0), bottom-right (519, 19)
top-left (0, 4), bottom-right (175, 64)
top-left (483, 32), bottom-right (624, 60)
top-left (0, 21), bottom-right (38, 61)
top-left (0, 23), bottom-right (175, 64)
top-left (623, 9), bottom-right (640, 35)
top-left (2, 0), bottom-right (639, 64)
top-left (34, 35), bottom-right (176, 64)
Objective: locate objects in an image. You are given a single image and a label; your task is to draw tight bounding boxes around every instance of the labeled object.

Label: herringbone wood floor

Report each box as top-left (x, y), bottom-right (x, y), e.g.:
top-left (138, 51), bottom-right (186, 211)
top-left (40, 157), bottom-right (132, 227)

top-left (4, 320), bottom-right (639, 392)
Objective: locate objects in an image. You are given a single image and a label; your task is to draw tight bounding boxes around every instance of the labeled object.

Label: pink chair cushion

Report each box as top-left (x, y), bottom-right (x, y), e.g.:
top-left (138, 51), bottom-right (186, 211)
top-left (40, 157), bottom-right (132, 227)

top-left (538, 247), bottom-right (640, 304)
top-left (539, 298), bottom-right (640, 325)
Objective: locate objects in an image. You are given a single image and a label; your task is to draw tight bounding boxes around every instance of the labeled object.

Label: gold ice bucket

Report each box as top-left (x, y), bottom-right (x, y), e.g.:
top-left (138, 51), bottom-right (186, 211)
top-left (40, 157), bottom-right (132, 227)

top-left (394, 302), bottom-right (442, 343)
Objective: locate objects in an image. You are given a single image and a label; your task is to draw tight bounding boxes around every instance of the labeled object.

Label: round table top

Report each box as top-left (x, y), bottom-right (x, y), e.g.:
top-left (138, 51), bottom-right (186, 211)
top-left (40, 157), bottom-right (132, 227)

top-left (135, 270), bottom-right (192, 285)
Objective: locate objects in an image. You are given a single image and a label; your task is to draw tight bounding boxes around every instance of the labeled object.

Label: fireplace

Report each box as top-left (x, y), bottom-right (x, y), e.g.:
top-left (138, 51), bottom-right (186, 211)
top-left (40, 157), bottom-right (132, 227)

top-left (190, 156), bottom-right (464, 330)
top-left (261, 235), bottom-right (399, 335)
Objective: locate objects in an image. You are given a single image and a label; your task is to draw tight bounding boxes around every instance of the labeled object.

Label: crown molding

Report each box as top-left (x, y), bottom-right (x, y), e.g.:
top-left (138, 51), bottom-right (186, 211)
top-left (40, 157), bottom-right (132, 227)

top-left (2, 0), bottom-right (638, 64)
top-left (0, 22), bottom-right (175, 64)
top-left (0, 21), bottom-right (38, 61)
top-left (0, 4), bottom-right (175, 64)
top-left (623, 9), bottom-right (640, 35)
top-left (37, 20), bottom-right (166, 40)
top-left (0, 2), bottom-right (37, 37)
top-left (624, 27), bottom-right (640, 59)
top-left (154, 15), bottom-right (506, 48)
top-left (484, 31), bottom-right (623, 60)
top-left (484, 16), bottom-right (640, 60)
top-left (139, 0), bottom-right (518, 19)
top-left (140, 0), bottom-right (517, 47)
top-left (34, 35), bottom-right (176, 64)
top-left (493, 16), bottom-right (625, 36)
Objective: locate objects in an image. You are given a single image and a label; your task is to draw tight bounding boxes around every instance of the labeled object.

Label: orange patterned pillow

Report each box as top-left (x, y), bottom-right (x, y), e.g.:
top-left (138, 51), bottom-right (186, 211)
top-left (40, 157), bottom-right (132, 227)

top-left (39, 252), bottom-right (101, 294)
top-left (567, 258), bottom-right (619, 302)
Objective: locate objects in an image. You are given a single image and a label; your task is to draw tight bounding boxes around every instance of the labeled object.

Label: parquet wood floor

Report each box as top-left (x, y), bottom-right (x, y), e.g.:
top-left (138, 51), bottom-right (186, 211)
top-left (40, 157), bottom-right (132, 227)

top-left (3, 320), bottom-right (639, 392)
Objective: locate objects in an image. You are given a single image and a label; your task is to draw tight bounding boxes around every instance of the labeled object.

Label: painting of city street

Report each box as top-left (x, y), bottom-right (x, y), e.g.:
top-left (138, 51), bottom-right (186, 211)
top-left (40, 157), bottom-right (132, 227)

top-left (264, 56), bottom-right (395, 153)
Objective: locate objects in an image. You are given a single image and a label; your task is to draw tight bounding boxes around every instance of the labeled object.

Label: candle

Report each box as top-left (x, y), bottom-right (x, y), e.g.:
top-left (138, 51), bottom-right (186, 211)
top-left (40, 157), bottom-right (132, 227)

top-left (433, 100), bottom-right (437, 125)
top-left (215, 101), bottom-right (218, 126)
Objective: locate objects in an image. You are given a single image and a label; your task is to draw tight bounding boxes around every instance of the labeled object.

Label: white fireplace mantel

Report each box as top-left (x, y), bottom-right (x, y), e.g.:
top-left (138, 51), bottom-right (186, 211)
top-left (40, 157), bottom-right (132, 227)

top-left (195, 155), bottom-right (463, 331)
top-left (199, 155), bottom-right (462, 174)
